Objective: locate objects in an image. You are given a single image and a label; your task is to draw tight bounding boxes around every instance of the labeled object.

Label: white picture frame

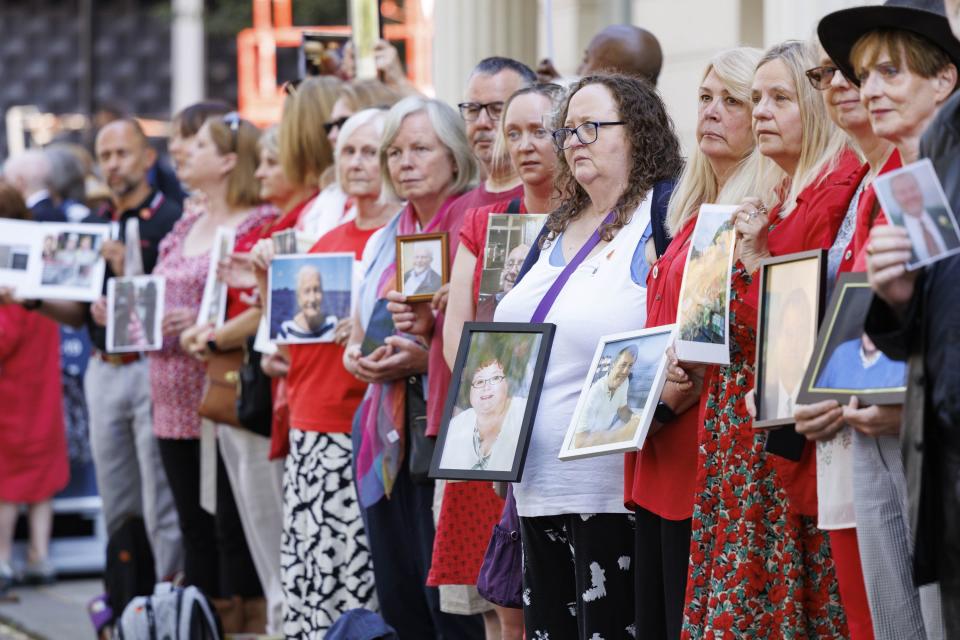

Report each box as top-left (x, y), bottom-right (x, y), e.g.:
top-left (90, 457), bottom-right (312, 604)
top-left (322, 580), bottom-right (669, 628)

top-left (106, 275), bottom-right (166, 353)
top-left (197, 226), bottom-right (236, 328)
top-left (267, 253), bottom-right (356, 345)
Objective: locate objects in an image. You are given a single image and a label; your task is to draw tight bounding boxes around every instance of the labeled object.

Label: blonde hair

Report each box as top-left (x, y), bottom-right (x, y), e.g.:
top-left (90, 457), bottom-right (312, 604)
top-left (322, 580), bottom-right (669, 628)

top-left (755, 40), bottom-right (847, 217)
top-left (204, 115), bottom-right (263, 209)
top-left (279, 75), bottom-right (342, 188)
top-left (338, 79), bottom-right (408, 111)
top-left (379, 96), bottom-right (478, 203)
top-left (258, 125), bottom-right (279, 157)
top-left (667, 47), bottom-right (765, 235)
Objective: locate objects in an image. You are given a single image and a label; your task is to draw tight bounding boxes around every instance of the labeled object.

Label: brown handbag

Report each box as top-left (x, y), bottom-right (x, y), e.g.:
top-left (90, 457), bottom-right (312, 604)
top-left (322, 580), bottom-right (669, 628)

top-left (198, 349), bottom-right (244, 427)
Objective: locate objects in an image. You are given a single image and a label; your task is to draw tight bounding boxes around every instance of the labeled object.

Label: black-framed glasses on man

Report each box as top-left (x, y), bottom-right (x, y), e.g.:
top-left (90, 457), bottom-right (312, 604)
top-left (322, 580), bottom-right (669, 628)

top-left (323, 116), bottom-right (350, 135)
top-left (805, 65), bottom-right (845, 90)
top-left (552, 121), bottom-right (625, 151)
top-left (458, 101), bottom-right (505, 122)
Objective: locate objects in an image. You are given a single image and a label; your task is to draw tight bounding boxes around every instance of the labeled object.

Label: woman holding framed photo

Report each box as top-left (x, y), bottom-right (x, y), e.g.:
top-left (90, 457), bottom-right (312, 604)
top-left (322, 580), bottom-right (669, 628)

top-left (341, 96), bottom-right (485, 639)
top-left (493, 74), bottom-right (682, 639)
top-left (623, 46), bottom-right (769, 639)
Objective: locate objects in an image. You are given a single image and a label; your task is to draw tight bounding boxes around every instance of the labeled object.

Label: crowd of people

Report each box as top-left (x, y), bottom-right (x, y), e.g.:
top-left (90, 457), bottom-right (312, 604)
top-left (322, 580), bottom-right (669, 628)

top-left (2, 0), bottom-right (960, 638)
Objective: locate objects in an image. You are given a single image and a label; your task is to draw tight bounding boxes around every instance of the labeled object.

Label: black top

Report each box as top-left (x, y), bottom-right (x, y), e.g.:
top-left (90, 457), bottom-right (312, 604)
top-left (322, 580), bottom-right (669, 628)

top-left (83, 189), bottom-right (182, 351)
top-left (29, 196), bottom-right (67, 222)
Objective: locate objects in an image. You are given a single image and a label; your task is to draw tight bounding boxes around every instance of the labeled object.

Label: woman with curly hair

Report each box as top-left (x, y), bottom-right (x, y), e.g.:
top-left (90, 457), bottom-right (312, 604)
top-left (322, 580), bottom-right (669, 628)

top-left (494, 74), bottom-right (682, 639)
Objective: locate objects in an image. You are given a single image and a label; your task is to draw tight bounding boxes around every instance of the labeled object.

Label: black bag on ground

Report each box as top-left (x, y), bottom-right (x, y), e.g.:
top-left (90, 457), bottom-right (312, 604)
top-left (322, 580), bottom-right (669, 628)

top-left (104, 516), bottom-right (156, 617)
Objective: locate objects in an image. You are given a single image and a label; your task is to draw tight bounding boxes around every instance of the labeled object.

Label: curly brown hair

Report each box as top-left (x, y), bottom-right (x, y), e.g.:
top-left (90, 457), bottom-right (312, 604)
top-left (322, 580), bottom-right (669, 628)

top-left (545, 74), bottom-right (682, 242)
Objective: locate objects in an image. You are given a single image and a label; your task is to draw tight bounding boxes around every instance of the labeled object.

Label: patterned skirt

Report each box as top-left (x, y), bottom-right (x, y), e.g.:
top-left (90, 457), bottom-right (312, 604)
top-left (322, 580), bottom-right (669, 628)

top-left (281, 430), bottom-right (377, 637)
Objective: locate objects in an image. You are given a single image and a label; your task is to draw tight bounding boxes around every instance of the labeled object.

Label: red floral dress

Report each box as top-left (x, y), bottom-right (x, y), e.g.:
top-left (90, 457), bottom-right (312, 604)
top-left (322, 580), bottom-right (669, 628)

top-left (682, 252), bottom-right (848, 638)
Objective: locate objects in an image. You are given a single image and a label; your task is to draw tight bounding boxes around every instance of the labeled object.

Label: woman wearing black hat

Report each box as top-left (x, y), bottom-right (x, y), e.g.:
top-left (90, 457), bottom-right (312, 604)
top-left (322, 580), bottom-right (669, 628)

top-left (818, 1), bottom-right (959, 638)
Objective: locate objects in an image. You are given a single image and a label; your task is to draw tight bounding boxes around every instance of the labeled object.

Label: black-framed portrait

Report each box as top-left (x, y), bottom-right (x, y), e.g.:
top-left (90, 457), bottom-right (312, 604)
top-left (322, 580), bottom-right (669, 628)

top-left (430, 322), bottom-right (555, 482)
top-left (796, 272), bottom-right (907, 406)
top-left (754, 250), bottom-right (826, 428)
top-left (396, 232), bottom-right (449, 303)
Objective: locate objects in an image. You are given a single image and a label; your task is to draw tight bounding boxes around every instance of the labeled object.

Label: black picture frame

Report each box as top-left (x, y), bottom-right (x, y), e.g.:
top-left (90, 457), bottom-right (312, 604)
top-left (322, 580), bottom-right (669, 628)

top-left (395, 232), bottom-right (449, 303)
top-left (754, 249), bottom-right (827, 428)
top-left (430, 321), bottom-right (555, 482)
top-left (796, 272), bottom-right (907, 406)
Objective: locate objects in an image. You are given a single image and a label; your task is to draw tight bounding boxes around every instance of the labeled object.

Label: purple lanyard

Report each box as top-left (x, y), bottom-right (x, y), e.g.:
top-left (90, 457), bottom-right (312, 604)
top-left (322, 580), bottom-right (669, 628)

top-left (530, 211), bottom-right (615, 323)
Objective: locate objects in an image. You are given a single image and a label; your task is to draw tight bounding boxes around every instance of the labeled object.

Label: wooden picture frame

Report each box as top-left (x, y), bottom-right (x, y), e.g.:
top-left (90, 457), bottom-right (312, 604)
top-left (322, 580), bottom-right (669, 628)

top-left (796, 272), bottom-right (907, 407)
top-left (430, 321), bottom-right (555, 482)
top-left (753, 250), bottom-right (827, 429)
top-left (395, 232), bottom-right (449, 303)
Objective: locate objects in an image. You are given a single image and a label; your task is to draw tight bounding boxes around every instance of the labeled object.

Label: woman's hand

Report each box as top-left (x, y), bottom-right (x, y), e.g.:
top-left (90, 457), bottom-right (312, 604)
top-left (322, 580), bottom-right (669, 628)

top-left (866, 225), bottom-right (917, 313)
top-left (385, 289), bottom-right (435, 337)
top-left (218, 252), bottom-right (258, 290)
top-left (250, 238), bottom-right (275, 274)
top-left (261, 350), bottom-right (290, 378)
top-left (843, 396), bottom-right (902, 437)
top-left (431, 283), bottom-right (450, 315)
top-left (164, 308), bottom-right (196, 338)
top-left (180, 324), bottom-right (212, 361)
top-left (353, 336), bottom-right (429, 383)
top-left (343, 343), bottom-right (363, 377)
top-left (794, 400), bottom-right (844, 441)
top-left (333, 318), bottom-right (353, 346)
top-left (733, 197), bottom-right (771, 273)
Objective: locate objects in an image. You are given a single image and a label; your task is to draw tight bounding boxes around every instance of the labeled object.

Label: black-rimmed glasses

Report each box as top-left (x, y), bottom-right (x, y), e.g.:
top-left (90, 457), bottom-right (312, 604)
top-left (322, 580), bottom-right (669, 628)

top-left (552, 121), bottom-right (625, 150)
top-left (458, 101), bottom-right (504, 122)
top-left (323, 116), bottom-right (349, 135)
top-left (805, 65), bottom-right (845, 90)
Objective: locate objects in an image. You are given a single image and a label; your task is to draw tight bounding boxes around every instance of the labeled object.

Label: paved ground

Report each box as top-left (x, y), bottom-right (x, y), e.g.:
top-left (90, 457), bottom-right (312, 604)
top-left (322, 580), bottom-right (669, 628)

top-left (0, 577), bottom-right (101, 640)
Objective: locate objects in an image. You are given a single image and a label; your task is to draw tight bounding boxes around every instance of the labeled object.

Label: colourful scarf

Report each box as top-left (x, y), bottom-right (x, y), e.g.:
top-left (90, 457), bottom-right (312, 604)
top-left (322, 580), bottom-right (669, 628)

top-left (355, 195), bottom-right (460, 507)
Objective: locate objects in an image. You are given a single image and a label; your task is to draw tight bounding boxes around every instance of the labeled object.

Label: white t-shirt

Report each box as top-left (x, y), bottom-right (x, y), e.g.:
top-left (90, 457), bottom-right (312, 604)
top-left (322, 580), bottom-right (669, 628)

top-left (494, 195), bottom-right (651, 517)
top-left (296, 184), bottom-right (353, 249)
top-left (439, 397), bottom-right (527, 472)
top-left (577, 374), bottom-right (629, 434)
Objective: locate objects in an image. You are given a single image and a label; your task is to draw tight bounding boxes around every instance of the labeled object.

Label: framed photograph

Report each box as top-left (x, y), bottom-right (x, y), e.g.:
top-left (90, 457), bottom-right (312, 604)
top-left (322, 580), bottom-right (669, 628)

top-left (874, 158), bottom-right (960, 270)
top-left (430, 322), bottom-right (555, 482)
top-left (106, 275), bottom-right (165, 353)
top-left (0, 219), bottom-right (40, 294)
top-left (123, 217), bottom-right (144, 277)
top-left (674, 204), bottom-right (737, 365)
top-left (197, 226), bottom-right (235, 328)
top-left (754, 250), bottom-right (826, 429)
top-left (559, 325), bottom-right (675, 460)
top-left (796, 272), bottom-right (907, 406)
top-left (396, 232), bottom-right (449, 303)
top-left (477, 213), bottom-right (548, 321)
top-left (267, 253), bottom-right (355, 345)
top-left (35, 222), bottom-right (110, 301)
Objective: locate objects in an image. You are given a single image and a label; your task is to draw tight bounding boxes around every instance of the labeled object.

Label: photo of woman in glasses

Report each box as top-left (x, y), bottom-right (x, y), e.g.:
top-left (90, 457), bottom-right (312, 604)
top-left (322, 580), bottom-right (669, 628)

top-left (438, 331), bottom-right (539, 472)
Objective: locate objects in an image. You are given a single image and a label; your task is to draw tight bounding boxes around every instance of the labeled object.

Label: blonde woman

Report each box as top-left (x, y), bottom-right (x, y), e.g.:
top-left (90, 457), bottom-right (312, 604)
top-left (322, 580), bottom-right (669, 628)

top-left (624, 47), bottom-right (766, 639)
top-left (675, 41), bottom-right (861, 637)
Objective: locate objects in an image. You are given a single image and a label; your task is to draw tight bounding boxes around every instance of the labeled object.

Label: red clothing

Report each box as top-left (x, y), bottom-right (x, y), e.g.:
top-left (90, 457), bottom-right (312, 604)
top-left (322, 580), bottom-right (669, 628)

top-left (624, 217), bottom-right (702, 520)
top-left (0, 307), bottom-right (68, 502)
top-left (225, 205), bottom-right (280, 320)
top-left (852, 151), bottom-right (902, 271)
top-left (762, 148), bottom-right (866, 517)
top-left (459, 197), bottom-right (528, 303)
top-left (287, 221), bottom-right (380, 433)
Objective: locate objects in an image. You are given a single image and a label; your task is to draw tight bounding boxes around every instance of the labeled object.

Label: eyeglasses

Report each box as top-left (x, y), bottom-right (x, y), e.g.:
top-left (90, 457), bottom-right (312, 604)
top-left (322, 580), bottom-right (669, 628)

top-left (458, 101), bottom-right (504, 122)
top-left (470, 374), bottom-right (505, 390)
top-left (552, 121), bottom-right (625, 150)
top-left (805, 65), bottom-right (845, 90)
top-left (222, 112), bottom-right (241, 150)
top-left (324, 116), bottom-right (349, 135)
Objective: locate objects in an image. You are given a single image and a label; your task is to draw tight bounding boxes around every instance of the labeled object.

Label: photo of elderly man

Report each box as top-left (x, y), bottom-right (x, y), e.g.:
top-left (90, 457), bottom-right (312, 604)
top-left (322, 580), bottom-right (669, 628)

top-left (573, 345), bottom-right (641, 448)
top-left (279, 264), bottom-right (337, 343)
top-left (402, 241), bottom-right (443, 296)
top-left (878, 163), bottom-right (960, 265)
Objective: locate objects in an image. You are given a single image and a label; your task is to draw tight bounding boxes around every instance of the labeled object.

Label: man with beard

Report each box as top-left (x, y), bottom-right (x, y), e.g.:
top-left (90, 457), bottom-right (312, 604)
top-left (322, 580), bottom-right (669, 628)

top-left (573, 345), bottom-right (641, 448)
top-left (279, 265), bottom-right (337, 342)
top-left (476, 241), bottom-right (530, 321)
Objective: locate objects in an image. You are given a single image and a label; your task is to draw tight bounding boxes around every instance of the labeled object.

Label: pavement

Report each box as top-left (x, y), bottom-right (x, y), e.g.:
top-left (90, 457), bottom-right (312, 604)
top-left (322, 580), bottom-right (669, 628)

top-left (0, 577), bottom-right (101, 640)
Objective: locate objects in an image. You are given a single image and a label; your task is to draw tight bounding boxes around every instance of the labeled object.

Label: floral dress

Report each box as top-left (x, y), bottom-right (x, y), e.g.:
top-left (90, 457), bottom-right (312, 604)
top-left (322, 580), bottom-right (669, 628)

top-left (681, 258), bottom-right (848, 639)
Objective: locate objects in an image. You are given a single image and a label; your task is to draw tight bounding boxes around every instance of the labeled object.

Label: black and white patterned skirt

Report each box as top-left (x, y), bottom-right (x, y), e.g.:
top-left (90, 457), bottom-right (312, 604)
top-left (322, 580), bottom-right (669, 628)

top-left (282, 429), bottom-right (377, 637)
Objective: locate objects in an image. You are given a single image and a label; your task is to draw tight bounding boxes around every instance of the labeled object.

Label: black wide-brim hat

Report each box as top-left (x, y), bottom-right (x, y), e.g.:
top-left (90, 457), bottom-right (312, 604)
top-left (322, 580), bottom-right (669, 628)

top-left (818, 0), bottom-right (960, 86)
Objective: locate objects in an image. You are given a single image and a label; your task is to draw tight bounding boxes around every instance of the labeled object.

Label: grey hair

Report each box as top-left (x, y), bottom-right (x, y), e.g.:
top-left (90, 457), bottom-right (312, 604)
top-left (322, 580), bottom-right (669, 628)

top-left (471, 56), bottom-right (537, 84)
top-left (379, 96), bottom-right (478, 202)
top-left (258, 125), bottom-right (279, 157)
top-left (335, 108), bottom-right (390, 194)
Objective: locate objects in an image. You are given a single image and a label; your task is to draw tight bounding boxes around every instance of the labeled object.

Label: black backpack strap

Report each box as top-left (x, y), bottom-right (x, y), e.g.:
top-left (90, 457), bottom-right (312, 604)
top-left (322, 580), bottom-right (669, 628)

top-left (650, 179), bottom-right (676, 258)
top-left (505, 197), bottom-right (522, 214)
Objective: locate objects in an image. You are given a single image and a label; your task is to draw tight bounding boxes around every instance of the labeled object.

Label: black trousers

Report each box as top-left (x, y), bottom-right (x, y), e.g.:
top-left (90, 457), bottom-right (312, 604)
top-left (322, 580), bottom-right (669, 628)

top-left (633, 506), bottom-right (692, 640)
top-left (157, 437), bottom-right (261, 598)
top-left (520, 513), bottom-right (636, 640)
top-left (363, 462), bottom-right (484, 640)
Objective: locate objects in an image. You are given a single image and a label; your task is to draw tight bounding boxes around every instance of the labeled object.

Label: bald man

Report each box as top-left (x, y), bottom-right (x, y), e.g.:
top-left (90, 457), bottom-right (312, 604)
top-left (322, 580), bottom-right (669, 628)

top-left (278, 265), bottom-right (337, 342)
top-left (3, 149), bottom-right (66, 222)
top-left (578, 24), bottom-right (663, 84)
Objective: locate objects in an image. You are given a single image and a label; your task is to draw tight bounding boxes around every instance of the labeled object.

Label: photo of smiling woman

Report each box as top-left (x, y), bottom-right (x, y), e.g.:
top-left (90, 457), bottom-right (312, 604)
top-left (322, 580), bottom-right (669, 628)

top-left (438, 332), bottom-right (534, 472)
top-left (267, 253), bottom-right (354, 345)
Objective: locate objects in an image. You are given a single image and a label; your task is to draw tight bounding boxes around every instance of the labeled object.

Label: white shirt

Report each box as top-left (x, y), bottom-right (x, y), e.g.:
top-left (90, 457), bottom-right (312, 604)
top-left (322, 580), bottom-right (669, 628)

top-left (576, 374), bottom-right (629, 434)
top-left (494, 195), bottom-right (652, 517)
top-left (776, 379), bottom-right (797, 420)
top-left (25, 189), bottom-right (50, 209)
top-left (439, 397), bottom-right (527, 472)
top-left (296, 185), bottom-right (353, 250)
top-left (403, 268), bottom-right (430, 295)
top-left (902, 209), bottom-right (947, 261)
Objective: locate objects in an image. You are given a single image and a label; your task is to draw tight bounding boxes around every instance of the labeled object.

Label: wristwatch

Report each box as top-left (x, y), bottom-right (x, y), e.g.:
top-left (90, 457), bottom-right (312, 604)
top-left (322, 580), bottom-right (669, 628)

top-left (206, 337), bottom-right (221, 354)
top-left (654, 401), bottom-right (678, 425)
